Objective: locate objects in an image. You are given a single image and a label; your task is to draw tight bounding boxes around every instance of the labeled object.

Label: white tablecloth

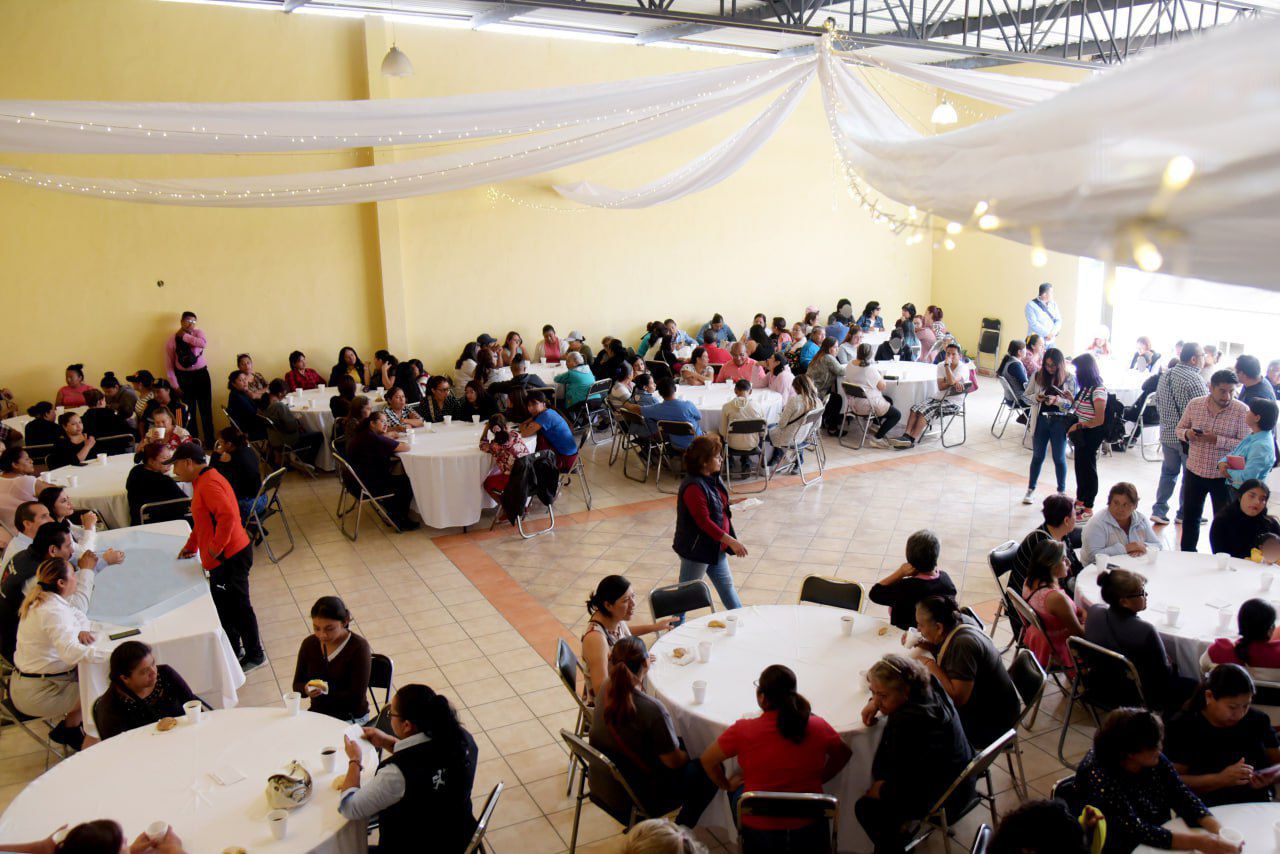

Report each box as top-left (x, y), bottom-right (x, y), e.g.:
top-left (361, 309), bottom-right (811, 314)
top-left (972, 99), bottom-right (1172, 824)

top-left (1074, 551), bottom-right (1273, 676)
top-left (46, 452), bottom-right (190, 530)
top-left (2, 405), bottom-right (86, 436)
top-left (398, 420), bottom-right (497, 530)
top-left (0, 708), bottom-right (377, 854)
top-left (1134, 802), bottom-right (1280, 853)
top-left (287, 386), bottom-right (387, 473)
top-left (1066, 360), bottom-right (1147, 406)
top-left (80, 521), bottom-right (245, 738)
top-left (647, 604), bottom-right (907, 852)
top-left (835, 360), bottom-right (940, 415)
top-left (674, 386), bottom-right (784, 435)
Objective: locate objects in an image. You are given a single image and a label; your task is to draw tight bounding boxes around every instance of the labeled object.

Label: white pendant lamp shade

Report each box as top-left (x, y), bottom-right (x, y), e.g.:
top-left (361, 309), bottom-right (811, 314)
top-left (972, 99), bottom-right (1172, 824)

top-left (930, 99), bottom-right (958, 125)
top-left (381, 45), bottom-right (414, 78)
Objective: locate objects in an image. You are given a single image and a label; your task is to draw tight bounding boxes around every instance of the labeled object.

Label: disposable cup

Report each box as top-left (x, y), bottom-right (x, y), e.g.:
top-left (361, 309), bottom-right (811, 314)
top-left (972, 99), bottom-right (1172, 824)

top-left (97, 454), bottom-right (108, 465)
top-left (146, 822), bottom-right (169, 843)
top-left (283, 691), bottom-right (302, 716)
top-left (1165, 605), bottom-right (1180, 627)
top-left (68, 475), bottom-right (79, 488)
top-left (1217, 552), bottom-right (1231, 571)
top-left (697, 641), bottom-right (712, 663)
top-left (471, 415), bottom-right (479, 423)
top-left (841, 615), bottom-right (855, 636)
top-left (267, 809), bottom-right (288, 840)
top-left (1263, 573), bottom-right (1275, 592)
top-left (443, 415), bottom-right (453, 426)
top-left (321, 747), bottom-right (339, 774)
top-left (1219, 828), bottom-right (1242, 846)
top-left (156, 427), bottom-right (166, 439)
top-left (692, 680), bottom-right (707, 704)
top-left (1218, 608), bottom-right (1234, 632)
top-left (183, 700), bottom-right (202, 724)
top-left (540, 358), bottom-right (547, 364)
top-left (724, 615), bottom-right (739, 636)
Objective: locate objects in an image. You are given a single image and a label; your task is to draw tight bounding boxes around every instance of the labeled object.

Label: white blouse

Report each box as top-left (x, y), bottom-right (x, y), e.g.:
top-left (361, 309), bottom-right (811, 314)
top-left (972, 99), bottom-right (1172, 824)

top-left (14, 576), bottom-right (104, 674)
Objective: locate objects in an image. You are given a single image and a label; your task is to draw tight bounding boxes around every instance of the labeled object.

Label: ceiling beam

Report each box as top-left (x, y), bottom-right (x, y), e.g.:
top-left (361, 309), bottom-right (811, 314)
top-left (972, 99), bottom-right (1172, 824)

top-left (282, 0), bottom-right (312, 11)
top-left (470, 5), bottom-right (525, 26)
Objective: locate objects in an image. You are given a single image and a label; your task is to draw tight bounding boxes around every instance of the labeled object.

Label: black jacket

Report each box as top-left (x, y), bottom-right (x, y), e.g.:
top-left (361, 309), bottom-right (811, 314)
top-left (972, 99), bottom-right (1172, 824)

top-left (1210, 502), bottom-right (1280, 559)
top-left (500, 451), bottom-right (560, 524)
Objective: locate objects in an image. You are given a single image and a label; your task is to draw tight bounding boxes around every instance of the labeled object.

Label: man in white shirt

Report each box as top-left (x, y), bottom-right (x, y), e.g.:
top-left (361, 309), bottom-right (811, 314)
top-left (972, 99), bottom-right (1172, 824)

top-left (892, 344), bottom-right (970, 449)
top-left (1, 501), bottom-right (52, 570)
top-left (1024, 282), bottom-right (1062, 345)
top-left (720, 380), bottom-right (766, 468)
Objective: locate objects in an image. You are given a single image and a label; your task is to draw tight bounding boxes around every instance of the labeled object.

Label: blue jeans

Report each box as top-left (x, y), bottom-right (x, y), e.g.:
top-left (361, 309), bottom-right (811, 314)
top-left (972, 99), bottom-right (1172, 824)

top-left (1028, 414), bottom-right (1069, 492)
top-left (679, 554), bottom-right (743, 614)
top-left (238, 494), bottom-right (268, 523)
top-left (1152, 442), bottom-right (1187, 520)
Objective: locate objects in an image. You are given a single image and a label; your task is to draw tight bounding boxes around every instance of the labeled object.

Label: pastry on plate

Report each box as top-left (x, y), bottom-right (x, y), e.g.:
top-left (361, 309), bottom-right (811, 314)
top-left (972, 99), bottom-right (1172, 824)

top-left (156, 717), bottom-right (178, 732)
top-left (672, 648), bottom-right (687, 659)
top-left (707, 619), bottom-right (726, 629)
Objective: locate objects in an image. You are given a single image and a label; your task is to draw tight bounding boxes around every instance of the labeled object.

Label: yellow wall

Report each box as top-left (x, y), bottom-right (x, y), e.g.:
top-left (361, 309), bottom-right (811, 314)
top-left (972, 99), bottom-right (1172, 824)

top-left (0, 0), bottom-right (934, 408)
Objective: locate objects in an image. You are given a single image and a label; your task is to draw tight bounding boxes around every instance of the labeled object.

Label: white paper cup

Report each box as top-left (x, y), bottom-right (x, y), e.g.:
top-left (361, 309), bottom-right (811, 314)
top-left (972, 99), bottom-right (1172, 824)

top-left (904, 627), bottom-right (921, 648)
top-left (318, 384), bottom-right (326, 390)
top-left (97, 453), bottom-right (107, 465)
top-left (725, 615), bottom-right (739, 636)
top-left (68, 475), bottom-right (78, 488)
top-left (405, 431), bottom-right (415, 445)
top-left (697, 641), bottom-right (712, 663)
top-left (841, 615), bottom-right (855, 636)
top-left (146, 821), bottom-right (169, 843)
top-left (267, 809), bottom-right (288, 840)
top-left (52, 828), bottom-right (68, 845)
top-left (1165, 605), bottom-right (1180, 627)
top-left (1263, 573), bottom-right (1275, 592)
top-left (183, 700), bottom-right (202, 724)
top-left (1219, 828), bottom-right (1243, 846)
top-left (283, 691), bottom-right (302, 716)
top-left (321, 747), bottom-right (339, 774)
top-left (1218, 608), bottom-right (1234, 632)
top-left (540, 357), bottom-right (547, 364)
top-left (471, 415), bottom-right (479, 423)
top-left (443, 415), bottom-right (453, 426)
top-left (692, 680), bottom-right (707, 704)
top-left (155, 427), bottom-right (166, 439)
top-left (1216, 552), bottom-right (1231, 571)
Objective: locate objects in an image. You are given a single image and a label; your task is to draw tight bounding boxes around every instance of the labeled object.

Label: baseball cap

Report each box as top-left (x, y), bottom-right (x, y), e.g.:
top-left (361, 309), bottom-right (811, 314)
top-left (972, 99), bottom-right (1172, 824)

top-left (171, 441), bottom-right (207, 464)
top-left (126, 369), bottom-right (155, 385)
top-left (477, 334), bottom-right (497, 347)
top-left (565, 330), bottom-right (585, 342)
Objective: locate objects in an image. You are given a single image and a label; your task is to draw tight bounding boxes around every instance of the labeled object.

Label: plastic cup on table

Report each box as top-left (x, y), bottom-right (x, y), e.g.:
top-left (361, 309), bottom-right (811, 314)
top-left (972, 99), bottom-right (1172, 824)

top-left (321, 747), bottom-right (339, 773)
top-left (97, 453), bottom-right (108, 465)
top-left (267, 809), bottom-right (289, 840)
top-left (1216, 552), bottom-right (1231, 571)
top-left (146, 822), bottom-right (169, 844)
top-left (68, 475), bottom-right (79, 488)
top-left (1218, 608), bottom-right (1234, 632)
top-left (692, 680), bottom-right (707, 704)
top-left (443, 415), bottom-right (453, 426)
top-left (841, 615), bottom-right (855, 636)
top-left (1164, 605), bottom-right (1180, 627)
top-left (1219, 828), bottom-right (1242, 846)
top-left (1263, 573), bottom-right (1276, 592)
top-left (471, 415), bottom-right (479, 424)
top-left (724, 614), bottom-right (738, 636)
top-left (183, 700), bottom-right (202, 724)
top-left (697, 641), bottom-right (712, 663)
top-left (283, 691), bottom-right (302, 716)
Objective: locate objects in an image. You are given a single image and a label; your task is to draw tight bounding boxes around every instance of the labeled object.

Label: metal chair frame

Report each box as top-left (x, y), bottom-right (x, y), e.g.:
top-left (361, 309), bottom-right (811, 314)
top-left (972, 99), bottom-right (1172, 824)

top-left (331, 451), bottom-right (402, 541)
top-left (581, 380), bottom-right (615, 446)
top-left (797, 575), bottom-right (865, 612)
top-left (246, 466), bottom-right (294, 563)
top-left (561, 729), bottom-right (655, 853)
top-left (609, 409), bottom-right (655, 482)
top-left (737, 792), bottom-right (839, 854)
top-left (992, 376), bottom-right (1031, 440)
top-left (1057, 637), bottom-right (1147, 768)
top-left (367, 652), bottom-right (394, 717)
top-left (969, 825), bottom-right (992, 854)
top-left (921, 384), bottom-right (971, 449)
top-left (985, 540), bottom-right (1020, 650)
top-left (838, 383), bottom-right (874, 450)
top-left (256, 412), bottom-right (316, 479)
top-left (1137, 394), bottom-right (1163, 461)
top-left (773, 408), bottom-right (826, 485)
top-left (653, 420), bottom-right (696, 495)
top-left (140, 496), bottom-right (192, 525)
top-left (555, 639), bottom-right (593, 795)
top-left (903, 729), bottom-right (1014, 854)
top-left (1004, 649), bottom-right (1048, 798)
top-left (0, 658), bottom-right (67, 768)
top-left (648, 579), bottom-right (714, 626)
top-left (722, 417), bottom-right (768, 494)
top-left (222, 406), bottom-right (270, 464)
top-left (463, 781), bottom-right (504, 854)
top-left (1006, 589), bottom-right (1071, 694)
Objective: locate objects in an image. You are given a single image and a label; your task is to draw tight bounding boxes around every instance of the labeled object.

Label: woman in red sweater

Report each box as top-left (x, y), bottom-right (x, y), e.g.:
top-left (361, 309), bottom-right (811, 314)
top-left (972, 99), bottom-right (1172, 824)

top-left (671, 435), bottom-right (745, 619)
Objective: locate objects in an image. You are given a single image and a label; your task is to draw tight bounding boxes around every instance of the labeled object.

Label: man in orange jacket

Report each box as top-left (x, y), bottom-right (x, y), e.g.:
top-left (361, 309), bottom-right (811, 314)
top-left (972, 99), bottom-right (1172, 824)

top-left (172, 442), bottom-right (264, 671)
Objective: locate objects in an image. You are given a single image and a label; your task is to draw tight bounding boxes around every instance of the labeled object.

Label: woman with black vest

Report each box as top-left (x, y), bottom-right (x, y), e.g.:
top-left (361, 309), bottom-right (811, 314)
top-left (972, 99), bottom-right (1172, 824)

top-left (672, 435), bottom-right (745, 619)
top-left (339, 683), bottom-right (479, 852)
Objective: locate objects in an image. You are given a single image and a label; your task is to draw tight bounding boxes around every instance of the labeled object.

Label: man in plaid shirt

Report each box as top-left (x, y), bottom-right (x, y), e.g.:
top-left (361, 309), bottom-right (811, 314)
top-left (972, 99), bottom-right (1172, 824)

top-left (1151, 343), bottom-right (1208, 526)
top-left (1175, 368), bottom-right (1249, 551)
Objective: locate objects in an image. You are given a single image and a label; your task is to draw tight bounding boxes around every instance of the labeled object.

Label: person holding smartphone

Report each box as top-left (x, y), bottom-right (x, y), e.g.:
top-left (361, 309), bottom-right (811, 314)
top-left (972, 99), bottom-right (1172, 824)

top-left (1176, 370), bottom-right (1250, 551)
top-left (1022, 348), bottom-right (1078, 505)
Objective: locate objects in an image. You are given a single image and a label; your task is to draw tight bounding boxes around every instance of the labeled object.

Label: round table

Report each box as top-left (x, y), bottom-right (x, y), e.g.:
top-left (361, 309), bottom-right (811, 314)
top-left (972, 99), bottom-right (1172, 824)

top-left (1074, 551), bottom-right (1274, 676)
top-left (46, 452), bottom-right (190, 530)
top-left (1134, 802), bottom-right (1280, 853)
top-left (2, 405), bottom-right (87, 436)
top-left (647, 604), bottom-right (907, 851)
top-left (0, 708), bottom-right (378, 854)
top-left (674, 386), bottom-right (784, 434)
top-left (288, 387), bottom-right (386, 472)
top-left (398, 419), bottom-right (500, 530)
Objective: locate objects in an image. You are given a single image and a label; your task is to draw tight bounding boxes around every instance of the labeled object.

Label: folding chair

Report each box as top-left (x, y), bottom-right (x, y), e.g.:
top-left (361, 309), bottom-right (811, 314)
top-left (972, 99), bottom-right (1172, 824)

top-left (581, 379), bottom-right (614, 446)
top-left (91, 433), bottom-right (136, 457)
top-left (653, 420), bottom-right (696, 494)
top-left (331, 452), bottom-right (402, 541)
top-left (838, 383), bottom-right (875, 449)
top-left (969, 825), bottom-right (992, 854)
top-left (1137, 395), bottom-right (1163, 461)
top-left (463, 781), bottom-right (504, 854)
top-left (985, 540), bottom-right (1020, 648)
top-left (140, 496), bottom-right (191, 525)
top-left (555, 639), bottom-right (593, 795)
top-left (257, 412), bottom-right (316, 479)
top-left (773, 408), bottom-right (826, 485)
top-left (561, 730), bottom-right (656, 853)
top-left (920, 385), bottom-right (970, 448)
top-left (648, 579), bottom-right (714, 625)
top-left (222, 406), bottom-right (269, 461)
top-left (960, 606), bottom-right (986, 632)
top-left (645, 360), bottom-right (673, 383)
top-left (798, 575), bottom-right (864, 611)
top-left (367, 652), bottom-right (394, 717)
top-left (1050, 774), bottom-right (1081, 813)
top-left (561, 423), bottom-right (593, 510)
top-left (722, 418), bottom-right (768, 494)
top-left (246, 467), bottom-right (294, 563)
top-left (903, 730), bottom-right (1014, 853)
top-left (487, 451), bottom-right (558, 540)
top-left (609, 409), bottom-right (654, 482)
top-left (992, 376), bottom-right (1030, 440)
top-left (1058, 637), bottom-right (1147, 768)
top-left (1006, 590), bottom-right (1071, 694)
top-left (24, 444), bottom-right (54, 468)
top-left (0, 657), bottom-right (68, 768)
top-left (1004, 649), bottom-right (1047, 798)
top-left (737, 792), bottom-right (839, 854)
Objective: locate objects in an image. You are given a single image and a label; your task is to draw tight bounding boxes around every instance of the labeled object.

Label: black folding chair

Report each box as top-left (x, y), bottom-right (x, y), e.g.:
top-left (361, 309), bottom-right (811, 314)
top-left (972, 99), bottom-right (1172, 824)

top-left (140, 496), bottom-right (191, 525)
top-left (798, 575), bottom-right (864, 611)
top-left (1, 657), bottom-right (68, 767)
top-left (903, 730), bottom-right (1014, 853)
top-left (561, 730), bottom-right (656, 853)
top-left (722, 418), bottom-right (768, 494)
top-left (609, 409), bottom-right (655, 482)
top-left (246, 466), bottom-right (294, 563)
top-left (986, 540), bottom-right (1020, 647)
top-left (463, 781), bottom-right (504, 854)
top-left (332, 452), bottom-right (402, 540)
top-left (992, 376), bottom-right (1031, 441)
top-left (1058, 637), bottom-right (1147, 768)
top-left (648, 579), bottom-right (714, 625)
top-left (738, 792), bottom-right (839, 853)
top-left (581, 379), bottom-right (614, 446)
top-left (555, 639), bottom-right (593, 795)
top-left (1004, 649), bottom-right (1047, 797)
top-left (367, 652), bottom-right (394, 717)
top-left (654, 420), bottom-right (696, 494)
top-left (838, 382), bottom-right (875, 449)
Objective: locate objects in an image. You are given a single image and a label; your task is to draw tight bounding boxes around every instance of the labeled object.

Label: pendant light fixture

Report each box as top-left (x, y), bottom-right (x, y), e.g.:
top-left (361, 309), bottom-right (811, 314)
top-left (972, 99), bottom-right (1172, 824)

top-left (381, 3), bottom-right (414, 78)
top-left (930, 98), bottom-right (958, 126)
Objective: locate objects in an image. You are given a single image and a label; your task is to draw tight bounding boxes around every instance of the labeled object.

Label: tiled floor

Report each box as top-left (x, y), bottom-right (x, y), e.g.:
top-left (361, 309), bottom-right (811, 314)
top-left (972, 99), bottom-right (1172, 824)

top-left (2, 383), bottom-right (1255, 852)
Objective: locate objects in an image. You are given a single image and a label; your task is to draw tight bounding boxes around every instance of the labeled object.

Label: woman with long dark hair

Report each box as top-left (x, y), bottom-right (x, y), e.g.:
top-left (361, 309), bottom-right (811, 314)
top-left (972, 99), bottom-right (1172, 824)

top-left (95, 640), bottom-right (200, 739)
top-left (1205, 598), bottom-right (1280, 673)
top-left (346, 411), bottom-right (416, 531)
top-left (1210, 479), bottom-right (1280, 559)
top-left (1067, 352), bottom-right (1109, 520)
top-left (1165, 663), bottom-right (1280, 806)
top-left (453, 342), bottom-right (480, 387)
top-left (856, 654), bottom-right (974, 852)
top-left (672, 435), bottom-right (746, 615)
top-left (1083, 568), bottom-right (1187, 710)
top-left (328, 346), bottom-right (367, 388)
top-left (1023, 347), bottom-right (1078, 504)
top-left (589, 637), bottom-right (717, 828)
top-left (1021, 538), bottom-right (1085, 673)
top-left (700, 665), bottom-right (852, 851)
top-left (579, 575), bottom-right (675, 704)
top-left (340, 684), bottom-right (479, 852)
top-left (292, 596), bottom-right (372, 724)
top-left (459, 380), bottom-right (498, 422)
